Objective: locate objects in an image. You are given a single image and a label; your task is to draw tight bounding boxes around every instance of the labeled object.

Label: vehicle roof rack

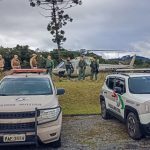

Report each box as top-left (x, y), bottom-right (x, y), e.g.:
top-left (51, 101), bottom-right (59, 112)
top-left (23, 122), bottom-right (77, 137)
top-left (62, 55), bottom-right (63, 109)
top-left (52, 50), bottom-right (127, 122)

top-left (116, 68), bottom-right (150, 73)
top-left (12, 69), bottom-right (47, 74)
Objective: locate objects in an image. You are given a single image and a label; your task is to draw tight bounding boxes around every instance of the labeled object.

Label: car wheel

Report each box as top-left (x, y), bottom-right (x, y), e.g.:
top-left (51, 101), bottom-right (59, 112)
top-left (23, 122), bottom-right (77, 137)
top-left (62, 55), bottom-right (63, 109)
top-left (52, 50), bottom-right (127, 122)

top-left (126, 112), bottom-right (142, 140)
top-left (51, 137), bottom-right (61, 148)
top-left (101, 100), bottom-right (109, 119)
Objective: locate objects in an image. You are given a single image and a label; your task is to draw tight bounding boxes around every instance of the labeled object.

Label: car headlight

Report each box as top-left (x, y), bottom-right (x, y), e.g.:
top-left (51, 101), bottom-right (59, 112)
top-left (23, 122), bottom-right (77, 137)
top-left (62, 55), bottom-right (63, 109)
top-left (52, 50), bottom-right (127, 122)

top-left (38, 107), bottom-right (61, 125)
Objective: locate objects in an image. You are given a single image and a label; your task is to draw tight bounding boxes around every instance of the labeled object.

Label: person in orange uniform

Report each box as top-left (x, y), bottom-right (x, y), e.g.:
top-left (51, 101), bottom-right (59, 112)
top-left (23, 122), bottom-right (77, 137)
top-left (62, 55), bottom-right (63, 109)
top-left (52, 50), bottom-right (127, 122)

top-left (30, 54), bottom-right (37, 69)
top-left (11, 55), bottom-right (21, 69)
top-left (0, 55), bottom-right (5, 71)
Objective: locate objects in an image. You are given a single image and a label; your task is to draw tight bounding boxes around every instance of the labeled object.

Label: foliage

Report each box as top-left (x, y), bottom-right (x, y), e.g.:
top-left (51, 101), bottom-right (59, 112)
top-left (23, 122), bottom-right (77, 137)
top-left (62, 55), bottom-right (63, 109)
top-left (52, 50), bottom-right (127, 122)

top-left (29, 0), bottom-right (82, 60)
top-left (0, 45), bottom-right (80, 69)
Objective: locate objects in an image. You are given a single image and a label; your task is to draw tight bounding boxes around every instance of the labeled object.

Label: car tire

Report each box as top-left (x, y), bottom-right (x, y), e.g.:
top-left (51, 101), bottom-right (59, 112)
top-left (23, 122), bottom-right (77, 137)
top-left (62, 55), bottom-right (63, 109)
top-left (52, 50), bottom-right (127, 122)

top-left (126, 112), bottom-right (142, 140)
top-left (101, 100), bottom-right (110, 119)
top-left (50, 137), bottom-right (61, 148)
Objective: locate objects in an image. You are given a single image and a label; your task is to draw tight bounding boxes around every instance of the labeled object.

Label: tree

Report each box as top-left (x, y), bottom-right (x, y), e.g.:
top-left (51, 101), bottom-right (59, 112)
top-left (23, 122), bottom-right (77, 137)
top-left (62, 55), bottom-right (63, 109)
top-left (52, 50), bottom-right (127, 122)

top-left (29, 0), bottom-right (82, 61)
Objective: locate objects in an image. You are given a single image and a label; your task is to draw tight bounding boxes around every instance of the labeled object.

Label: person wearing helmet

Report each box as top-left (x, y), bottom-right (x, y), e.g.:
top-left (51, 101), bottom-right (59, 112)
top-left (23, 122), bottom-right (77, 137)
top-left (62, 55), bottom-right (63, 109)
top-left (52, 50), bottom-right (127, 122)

top-left (30, 54), bottom-right (37, 69)
top-left (11, 55), bottom-right (21, 69)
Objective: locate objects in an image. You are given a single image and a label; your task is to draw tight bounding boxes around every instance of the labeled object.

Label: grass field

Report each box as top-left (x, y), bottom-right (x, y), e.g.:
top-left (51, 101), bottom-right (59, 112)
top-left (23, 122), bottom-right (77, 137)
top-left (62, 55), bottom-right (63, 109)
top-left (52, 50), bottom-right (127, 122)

top-left (55, 73), bottom-right (107, 115)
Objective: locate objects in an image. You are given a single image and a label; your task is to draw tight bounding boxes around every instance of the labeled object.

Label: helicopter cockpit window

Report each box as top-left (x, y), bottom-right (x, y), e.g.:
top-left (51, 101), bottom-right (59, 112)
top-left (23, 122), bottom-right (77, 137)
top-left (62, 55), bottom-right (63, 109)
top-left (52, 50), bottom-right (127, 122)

top-left (56, 61), bottom-right (65, 69)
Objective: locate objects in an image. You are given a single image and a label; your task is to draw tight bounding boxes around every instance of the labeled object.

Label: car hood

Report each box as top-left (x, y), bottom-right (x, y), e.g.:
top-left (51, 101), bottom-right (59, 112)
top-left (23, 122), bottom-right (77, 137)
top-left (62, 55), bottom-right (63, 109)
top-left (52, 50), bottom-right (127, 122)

top-left (0, 95), bottom-right (58, 112)
top-left (131, 94), bottom-right (150, 103)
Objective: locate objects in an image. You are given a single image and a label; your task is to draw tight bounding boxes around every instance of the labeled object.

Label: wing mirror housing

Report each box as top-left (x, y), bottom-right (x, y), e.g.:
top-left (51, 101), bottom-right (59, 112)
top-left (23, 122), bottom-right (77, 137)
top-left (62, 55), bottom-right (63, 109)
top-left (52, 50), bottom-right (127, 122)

top-left (56, 88), bottom-right (65, 95)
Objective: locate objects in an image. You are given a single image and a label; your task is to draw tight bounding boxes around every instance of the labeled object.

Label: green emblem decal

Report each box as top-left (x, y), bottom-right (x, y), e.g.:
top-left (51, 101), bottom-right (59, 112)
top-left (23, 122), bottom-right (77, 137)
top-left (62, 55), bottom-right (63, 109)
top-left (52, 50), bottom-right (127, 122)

top-left (113, 91), bottom-right (125, 110)
top-left (118, 94), bottom-right (125, 109)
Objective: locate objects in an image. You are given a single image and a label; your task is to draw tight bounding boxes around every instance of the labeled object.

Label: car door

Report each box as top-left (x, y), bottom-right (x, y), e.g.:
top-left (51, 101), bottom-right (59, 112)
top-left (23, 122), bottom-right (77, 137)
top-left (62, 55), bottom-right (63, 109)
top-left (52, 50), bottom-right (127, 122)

top-left (113, 77), bottom-right (126, 117)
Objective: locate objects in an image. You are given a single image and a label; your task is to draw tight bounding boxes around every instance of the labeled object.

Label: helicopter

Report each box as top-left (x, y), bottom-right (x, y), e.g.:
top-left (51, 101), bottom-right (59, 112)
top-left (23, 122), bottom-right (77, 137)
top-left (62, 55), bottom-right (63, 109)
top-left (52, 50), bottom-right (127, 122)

top-left (52, 49), bottom-right (137, 77)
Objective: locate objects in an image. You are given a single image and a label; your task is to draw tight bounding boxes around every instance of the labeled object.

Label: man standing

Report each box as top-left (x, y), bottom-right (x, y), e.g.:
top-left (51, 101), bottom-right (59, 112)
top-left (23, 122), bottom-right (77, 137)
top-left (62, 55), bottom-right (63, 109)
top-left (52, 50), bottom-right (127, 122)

top-left (30, 54), bottom-right (37, 69)
top-left (78, 56), bottom-right (87, 80)
top-left (65, 57), bottom-right (74, 80)
top-left (38, 54), bottom-right (46, 68)
top-left (90, 57), bottom-right (99, 80)
top-left (11, 55), bottom-right (21, 69)
top-left (45, 55), bottom-right (54, 76)
top-left (0, 55), bottom-right (5, 71)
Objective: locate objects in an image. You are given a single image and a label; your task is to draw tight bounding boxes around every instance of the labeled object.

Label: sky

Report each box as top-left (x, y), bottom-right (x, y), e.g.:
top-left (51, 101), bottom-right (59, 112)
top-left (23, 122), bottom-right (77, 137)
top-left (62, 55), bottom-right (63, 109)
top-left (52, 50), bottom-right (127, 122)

top-left (0, 0), bottom-right (150, 58)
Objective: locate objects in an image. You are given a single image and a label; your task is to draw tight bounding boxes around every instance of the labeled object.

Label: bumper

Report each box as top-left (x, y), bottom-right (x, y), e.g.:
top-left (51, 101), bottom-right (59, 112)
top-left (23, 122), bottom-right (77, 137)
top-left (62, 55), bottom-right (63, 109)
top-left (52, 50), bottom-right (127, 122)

top-left (140, 123), bottom-right (150, 136)
top-left (0, 112), bottom-right (62, 146)
top-left (37, 112), bottom-right (62, 144)
top-left (139, 113), bottom-right (150, 124)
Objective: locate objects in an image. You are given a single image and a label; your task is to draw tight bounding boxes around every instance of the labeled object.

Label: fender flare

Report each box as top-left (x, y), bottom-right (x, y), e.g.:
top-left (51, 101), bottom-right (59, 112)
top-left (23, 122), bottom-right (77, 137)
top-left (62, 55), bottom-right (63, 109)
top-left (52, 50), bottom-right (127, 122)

top-left (124, 105), bottom-right (140, 121)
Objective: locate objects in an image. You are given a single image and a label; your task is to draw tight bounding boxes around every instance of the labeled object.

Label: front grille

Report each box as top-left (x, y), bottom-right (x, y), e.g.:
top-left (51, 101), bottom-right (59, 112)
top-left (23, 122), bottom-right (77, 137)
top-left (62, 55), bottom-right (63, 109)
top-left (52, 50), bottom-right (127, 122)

top-left (0, 122), bottom-right (35, 131)
top-left (0, 111), bottom-right (40, 119)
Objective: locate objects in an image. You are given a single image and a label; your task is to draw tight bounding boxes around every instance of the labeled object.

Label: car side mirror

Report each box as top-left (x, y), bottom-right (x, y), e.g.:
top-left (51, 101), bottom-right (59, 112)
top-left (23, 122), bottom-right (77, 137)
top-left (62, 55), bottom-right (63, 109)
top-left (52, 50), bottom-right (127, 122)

top-left (114, 87), bottom-right (122, 94)
top-left (56, 88), bottom-right (65, 95)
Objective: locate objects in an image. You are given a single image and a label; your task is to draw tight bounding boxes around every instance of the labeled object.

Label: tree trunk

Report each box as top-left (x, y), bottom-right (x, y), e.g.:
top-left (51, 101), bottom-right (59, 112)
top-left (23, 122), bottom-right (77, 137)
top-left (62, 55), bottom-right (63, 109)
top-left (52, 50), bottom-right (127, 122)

top-left (52, 2), bottom-right (61, 62)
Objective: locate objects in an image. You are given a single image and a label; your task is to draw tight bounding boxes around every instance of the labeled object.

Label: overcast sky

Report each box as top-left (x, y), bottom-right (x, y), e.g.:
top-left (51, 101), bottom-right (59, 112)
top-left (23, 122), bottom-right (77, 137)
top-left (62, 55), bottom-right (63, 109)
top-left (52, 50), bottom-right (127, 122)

top-left (0, 0), bottom-right (150, 58)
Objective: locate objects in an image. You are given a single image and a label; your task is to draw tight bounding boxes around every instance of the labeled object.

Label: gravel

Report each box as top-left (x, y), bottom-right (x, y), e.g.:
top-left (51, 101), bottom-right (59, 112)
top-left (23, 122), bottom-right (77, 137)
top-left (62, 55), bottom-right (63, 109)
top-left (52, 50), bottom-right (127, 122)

top-left (2, 115), bottom-right (150, 150)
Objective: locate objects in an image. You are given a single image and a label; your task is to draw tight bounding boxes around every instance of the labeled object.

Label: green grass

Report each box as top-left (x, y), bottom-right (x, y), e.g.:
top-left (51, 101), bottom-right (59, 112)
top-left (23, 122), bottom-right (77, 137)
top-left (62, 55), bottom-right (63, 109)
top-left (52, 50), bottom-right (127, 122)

top-left (55, 74), bottom-right (106, 115)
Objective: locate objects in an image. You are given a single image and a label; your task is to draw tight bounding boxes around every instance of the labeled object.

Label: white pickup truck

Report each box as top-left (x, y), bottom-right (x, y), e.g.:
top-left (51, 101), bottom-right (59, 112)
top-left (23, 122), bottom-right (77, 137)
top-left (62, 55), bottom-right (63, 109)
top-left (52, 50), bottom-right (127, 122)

top-left (0, 69), bottom-right (65, 148)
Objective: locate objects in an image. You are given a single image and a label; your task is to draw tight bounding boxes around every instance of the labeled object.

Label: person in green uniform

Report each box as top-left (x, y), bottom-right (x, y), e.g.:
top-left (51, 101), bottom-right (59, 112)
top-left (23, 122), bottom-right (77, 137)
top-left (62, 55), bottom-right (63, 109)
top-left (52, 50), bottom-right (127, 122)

top-left (78, 56), bottom-right (87, 80)
top-left (65, 57), bottom-right (74, 80)
top-left (45, 55), bottom-right (54, 76)
top-left (90, 57), bottom-right (99, 80)
top-left (38, 55), bottom-right (46, 68)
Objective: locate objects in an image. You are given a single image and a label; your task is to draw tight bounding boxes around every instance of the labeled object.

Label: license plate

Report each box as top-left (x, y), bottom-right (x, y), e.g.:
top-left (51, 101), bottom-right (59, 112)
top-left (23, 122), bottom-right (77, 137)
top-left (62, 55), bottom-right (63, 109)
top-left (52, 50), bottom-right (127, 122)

top-left (3, 134), bottom-right (26, 143)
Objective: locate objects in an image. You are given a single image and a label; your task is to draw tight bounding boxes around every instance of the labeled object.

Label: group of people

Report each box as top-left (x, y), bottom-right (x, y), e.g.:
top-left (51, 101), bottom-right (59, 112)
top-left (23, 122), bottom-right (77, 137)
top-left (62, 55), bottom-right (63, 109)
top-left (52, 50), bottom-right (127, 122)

top-left (0, 54), bottom-right (54, 75)
top-left (65, 55), bottom-right (99, 80)
top-left (0, 53), bottom-right (99, 80)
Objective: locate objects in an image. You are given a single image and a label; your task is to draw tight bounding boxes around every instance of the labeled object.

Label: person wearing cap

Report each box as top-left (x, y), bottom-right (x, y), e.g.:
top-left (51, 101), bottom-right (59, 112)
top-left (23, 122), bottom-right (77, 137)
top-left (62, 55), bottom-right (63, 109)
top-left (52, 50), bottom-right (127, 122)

top-left (78, 55), bottom-right (87, 80)
top-left (0, 55), bottom-right (5, 71)
top-left (45, 55), bottom-right (54, 76)
top-left (65, 57), bottom-right (74, 80)
top-left (90, 57), bottom-right (99, 80)
top-left (30, 54), bottom-right (37, 69)
top-left (11, 55), bottom-right (21, 69)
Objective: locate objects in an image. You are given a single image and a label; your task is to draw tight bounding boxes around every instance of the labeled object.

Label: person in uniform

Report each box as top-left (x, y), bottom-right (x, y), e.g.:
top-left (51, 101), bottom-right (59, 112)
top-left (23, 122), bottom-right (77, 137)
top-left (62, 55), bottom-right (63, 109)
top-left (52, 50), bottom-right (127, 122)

top-left (11, 55), bottom-right (21, 69)
top-left (90, 57), bottom-right (99, 80)
top-left (30, 54), bottom-right (37, 69)
top-left (78, 56), bottom-right (87, 80)
top-left (45, 55), bottom-right (54, 76)
top-left (65, 57), bottom-right (74, 80)
top-left (38, 54), bottom-right (46, 68)
top-left (0, 55), bottom-right (5, 71)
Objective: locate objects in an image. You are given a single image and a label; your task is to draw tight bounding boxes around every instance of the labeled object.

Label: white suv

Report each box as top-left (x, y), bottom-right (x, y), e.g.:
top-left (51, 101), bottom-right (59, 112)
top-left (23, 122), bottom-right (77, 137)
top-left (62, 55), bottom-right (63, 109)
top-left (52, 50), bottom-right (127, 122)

top-left (0, 69), bottom-right (65, 147)
top-left (100, 70), bottom-right (150, 140)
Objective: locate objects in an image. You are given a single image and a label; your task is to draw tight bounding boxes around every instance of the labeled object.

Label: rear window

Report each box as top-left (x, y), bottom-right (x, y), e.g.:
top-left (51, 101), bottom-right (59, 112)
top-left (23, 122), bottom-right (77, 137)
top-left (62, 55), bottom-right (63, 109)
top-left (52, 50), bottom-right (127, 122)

top-left (0, 78), bottom-right (53, 96)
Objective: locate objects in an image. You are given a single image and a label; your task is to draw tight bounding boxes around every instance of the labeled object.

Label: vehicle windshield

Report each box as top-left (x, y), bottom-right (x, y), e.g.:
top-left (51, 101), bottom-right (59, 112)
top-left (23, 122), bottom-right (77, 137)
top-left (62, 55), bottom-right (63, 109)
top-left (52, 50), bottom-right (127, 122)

top-left (0, 78), bottom-right (53, 96)
top-left (129, 76), bottom-right (150, 94)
